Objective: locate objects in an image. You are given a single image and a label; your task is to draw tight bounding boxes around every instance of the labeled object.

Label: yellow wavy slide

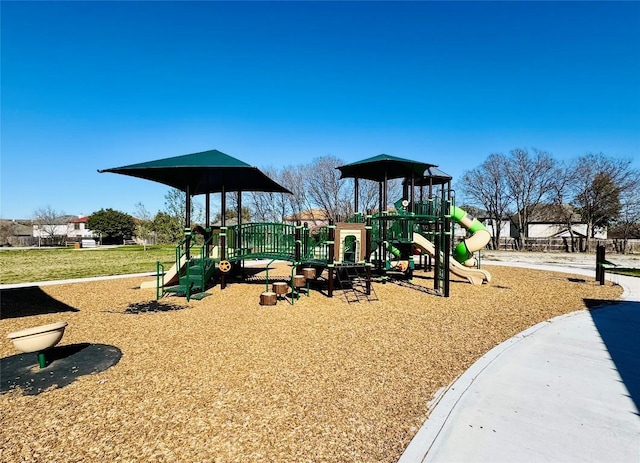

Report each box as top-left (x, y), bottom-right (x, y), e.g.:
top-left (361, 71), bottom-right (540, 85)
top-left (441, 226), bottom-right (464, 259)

top-left (413, 232), bottom-right (491, 285)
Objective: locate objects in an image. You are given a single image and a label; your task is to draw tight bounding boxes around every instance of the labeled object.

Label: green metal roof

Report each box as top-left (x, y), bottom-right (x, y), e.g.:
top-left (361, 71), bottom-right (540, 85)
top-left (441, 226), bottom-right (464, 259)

top-left (337, 154), bottom-right (437, 182)
top-left (402, 166), bottom-right (453, 186)
top-left (112, 149), bottom-right (252, 169)
top-left (99, 149), bottom-right (292, 195)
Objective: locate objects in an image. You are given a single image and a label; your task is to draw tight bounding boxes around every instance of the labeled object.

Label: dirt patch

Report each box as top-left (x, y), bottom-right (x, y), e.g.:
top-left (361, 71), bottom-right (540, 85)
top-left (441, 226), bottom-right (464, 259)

top-left (0, 264), bottom-right (623, 462)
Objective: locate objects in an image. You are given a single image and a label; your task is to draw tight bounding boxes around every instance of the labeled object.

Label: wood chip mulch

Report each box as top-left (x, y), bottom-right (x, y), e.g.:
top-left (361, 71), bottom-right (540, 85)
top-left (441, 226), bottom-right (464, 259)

top-left (0, 264), bottom-right (623, 462)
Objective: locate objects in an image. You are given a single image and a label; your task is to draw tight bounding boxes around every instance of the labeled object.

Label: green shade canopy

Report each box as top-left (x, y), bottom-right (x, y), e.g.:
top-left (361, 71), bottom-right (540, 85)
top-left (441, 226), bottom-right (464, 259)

top-left (337, 154), bottom-right (437, 182)
top-left (99, 149), bottom-right (292, 195)
top-left (402, 167), bottom-right (452, 186)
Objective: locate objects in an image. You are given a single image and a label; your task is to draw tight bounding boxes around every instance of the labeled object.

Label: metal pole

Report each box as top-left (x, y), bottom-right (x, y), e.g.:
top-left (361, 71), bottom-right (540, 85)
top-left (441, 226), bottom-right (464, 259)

top-left (220, 186), bottom-right (226, 290)
top-left (205, 193), bottom-right (210, 256)
top-left (410, 175), bottom-right (415, 213)
top-left (328, 219), bottom-right (335, 297)
top-left (295, 220), bottom-right (301, 265)
top-left (354, 177), bottom-right (359, 214)
top-left (382, 172), bottom-right (388, 271)
top-left (443, 181), bottom-right (452, 297)
top-left (185, 185), bottom-right (191, 260)
top-left (378, 181), bottom-right (384, 271)
top-left (237, 191), bottom-right (242, 251)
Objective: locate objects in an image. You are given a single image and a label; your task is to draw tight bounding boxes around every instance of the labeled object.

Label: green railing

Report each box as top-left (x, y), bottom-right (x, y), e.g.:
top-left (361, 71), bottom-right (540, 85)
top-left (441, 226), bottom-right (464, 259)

top-left (303, 225), bottom-right (332, 262)
top-left (369, 213), bottom-right (414, 244)
top-left (227, 222), bottom-right (298, 260)
top-left (412, 198), bottom-right (439, 217)
top-left (159, 222), bottom-right (337, 300)
top-left (156, 261), bottom-right (165, 300)
top-left (345, 213), bottom-right (367, 223)
top-left (184, 231), bottom-right (219, 301)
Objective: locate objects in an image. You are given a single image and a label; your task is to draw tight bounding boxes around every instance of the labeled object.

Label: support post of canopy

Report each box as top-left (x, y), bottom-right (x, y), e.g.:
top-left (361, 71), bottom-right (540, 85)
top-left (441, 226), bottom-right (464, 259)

top-left (354, 177), bottom-right (359, 214)
top-left (185, 185), bottom-right (191, 260)
top-left (220, 185), bottom-right (227, 290)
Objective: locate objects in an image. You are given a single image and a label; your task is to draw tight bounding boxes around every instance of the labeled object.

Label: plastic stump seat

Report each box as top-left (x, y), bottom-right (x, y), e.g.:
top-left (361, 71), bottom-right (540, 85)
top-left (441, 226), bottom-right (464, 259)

top-left (272, 282), bottom-right (288, 300)
top-left (302, 268), bottom-right (316, 279)
top-left (291, 274), bottom-right (307, 299)
top-left (260, 291), bottom-right (277, 306)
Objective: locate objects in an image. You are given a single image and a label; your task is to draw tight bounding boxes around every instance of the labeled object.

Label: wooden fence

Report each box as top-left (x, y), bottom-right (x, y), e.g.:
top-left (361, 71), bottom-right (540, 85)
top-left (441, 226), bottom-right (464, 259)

top-left (490, 237), bottom-right (640, 254)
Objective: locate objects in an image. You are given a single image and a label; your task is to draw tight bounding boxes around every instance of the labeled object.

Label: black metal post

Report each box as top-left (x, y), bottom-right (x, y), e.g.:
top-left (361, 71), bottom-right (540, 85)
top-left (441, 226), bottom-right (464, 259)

top-left (328, 219), bottom-right (335, 297)
top-left (443, 185), bottom-right (452, 297)
top-left (205, 193), bottom-right (210, 256)
top-left (295, 220), bottom-right (301, 266)
top-left (185, 185), bottom-right (191, 260)
top-left (596, 243), bottom-right (606, 285)
top-left (220, 186), bottom-right (226, 290)
top-left (354, 177), bottom-right (359, 214)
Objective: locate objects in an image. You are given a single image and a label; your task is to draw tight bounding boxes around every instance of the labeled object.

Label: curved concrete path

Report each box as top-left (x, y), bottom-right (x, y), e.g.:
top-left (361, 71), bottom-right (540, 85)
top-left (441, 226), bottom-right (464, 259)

top-left (399, 262), bottom-right (640, 462)
top-left (0, 272), bottom-right (156, 290)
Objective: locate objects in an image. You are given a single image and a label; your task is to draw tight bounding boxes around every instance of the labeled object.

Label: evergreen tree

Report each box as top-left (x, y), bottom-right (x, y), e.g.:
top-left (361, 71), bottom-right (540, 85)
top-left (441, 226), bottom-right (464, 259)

top-left (87, 209), bottom-right (135, 244)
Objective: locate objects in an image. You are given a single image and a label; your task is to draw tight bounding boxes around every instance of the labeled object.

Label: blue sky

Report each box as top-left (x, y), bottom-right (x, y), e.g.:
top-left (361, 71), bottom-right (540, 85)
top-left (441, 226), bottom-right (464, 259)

top-left (2, 1), bottom-right (639, 219)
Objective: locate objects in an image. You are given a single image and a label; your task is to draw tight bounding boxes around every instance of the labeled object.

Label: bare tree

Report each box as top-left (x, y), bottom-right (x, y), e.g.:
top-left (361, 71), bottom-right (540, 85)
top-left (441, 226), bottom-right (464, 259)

top-left (546, 161), bottom-right (582, 252)
top-left (611, 181), bottom-right (640, 253)
top-left (305, 155), bottom-right (348, 222)
top-left (245, 156), bottom-right (446, 223)
top-left (356, 179), bottom-right (379, 214)
top-left (459, 153), bottom-right (511, 249)
top-left (223, 192), bottom-right (252, 223)
top-left (164, 188), bottom-right (187, 226)
top-left (266, 166), bottom-right (292, 222)
top-left (33, 206), bottom-right (68, 246)
top-left (164, 188), bottom-right (205, 227)
top-left (247, 190), bottom-right (277, 222)
top-left (576, 171), bottom-right (622, 240)
top-left (572, 154), bottom-right (639, 239)
top-left (0, 220), bottom-right (16, 245)
top-left (245, 166), bottom-right (290, 222)
top-left (386, 178), bottom-right (404, 211)
top-left (134, 202), bottom-right (154, 249)
top-left (503, 148), bottom-right (557, 248)
top-left (280, 164), bottom-right (313, 220)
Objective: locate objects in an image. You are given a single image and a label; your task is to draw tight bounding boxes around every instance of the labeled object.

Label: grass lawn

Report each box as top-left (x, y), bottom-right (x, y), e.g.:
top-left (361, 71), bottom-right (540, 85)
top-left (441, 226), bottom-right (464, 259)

top-left (0, 246), bottom-right (176, 284)
top-left (609, 267), bottom-right (640, 278)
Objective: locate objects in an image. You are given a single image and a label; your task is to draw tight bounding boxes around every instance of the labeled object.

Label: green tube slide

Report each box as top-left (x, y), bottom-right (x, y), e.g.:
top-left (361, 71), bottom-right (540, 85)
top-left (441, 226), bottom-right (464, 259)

top-left (386, 243), bottom-right (401, 258)
top-left (390, 198), bottom-right (490, 265)
top-left (451, 206), bottom-right (489, 264)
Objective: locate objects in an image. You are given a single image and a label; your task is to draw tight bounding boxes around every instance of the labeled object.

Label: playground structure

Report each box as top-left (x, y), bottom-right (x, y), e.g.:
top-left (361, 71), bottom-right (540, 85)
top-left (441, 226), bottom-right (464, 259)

top-left (145, 158), bottom-right (491, 301)
top-left (101, 150), bottom-right (492, 302)
top-left (145, 219), bottom-right (374, 302)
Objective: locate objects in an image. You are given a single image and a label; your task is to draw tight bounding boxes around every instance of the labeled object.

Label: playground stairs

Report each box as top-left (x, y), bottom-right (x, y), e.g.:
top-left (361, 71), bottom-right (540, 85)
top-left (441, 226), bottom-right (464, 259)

top-left (163, 257), bottom-right (216, 301)
top-left (336, 265), bottom-right (378, 304)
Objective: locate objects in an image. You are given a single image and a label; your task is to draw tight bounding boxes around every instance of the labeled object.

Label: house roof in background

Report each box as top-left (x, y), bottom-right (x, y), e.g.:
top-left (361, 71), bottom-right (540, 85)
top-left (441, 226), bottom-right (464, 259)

top-left (529, 204), bottom-right (581, 223)
top-left (284, 209), bottom-right (329, 222)
top-left (0, 220), bottom-right (32, 236)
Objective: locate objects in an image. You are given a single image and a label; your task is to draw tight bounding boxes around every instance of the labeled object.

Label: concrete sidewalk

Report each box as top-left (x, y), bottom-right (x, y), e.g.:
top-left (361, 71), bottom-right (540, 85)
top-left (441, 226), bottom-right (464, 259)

top-left (0, 272), bottom-right (156, 290)
top-left (399, 263), bottom-right (640, 463)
